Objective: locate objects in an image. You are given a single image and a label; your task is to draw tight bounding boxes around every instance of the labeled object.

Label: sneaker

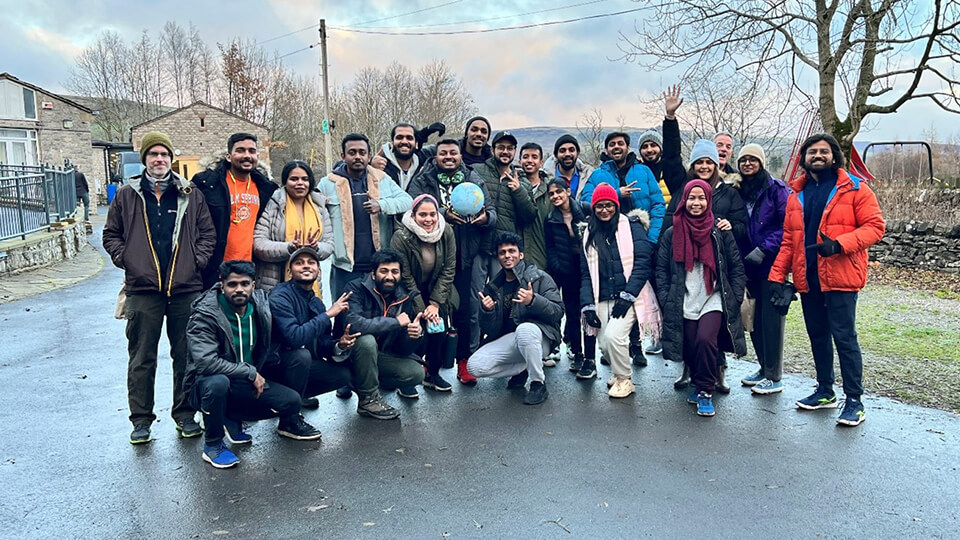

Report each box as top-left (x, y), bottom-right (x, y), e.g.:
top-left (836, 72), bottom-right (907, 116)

top-left (752, 379), bottom-right (784, 395)
top-left (523, 381), bottom-right (548, 405)
top-left (223, 418), bottom-right (252, 445)
top-left (176, 418), bottom-right (203, 439)
top-left (457, 360), bottom-right (478, 386)
top-left (836, 397), bottom-right (866, 426)
top-left (542, 357), bottom-right (557, 368)
top-left (130, 423), bottom-right (152, 445)
top-left (631, 350), bottom-right (648, 368)
top-left (576, 359), bottom-right (597, 379)
top-left (741, 369), bottom-right (765, 386)
top-left (599, 354), bottom-right (610, 366)
top-left (336, 386), bottom-right (352, 399)
top-left (696, 392), bottom-right (715, 417)
top-left (686, 390), bottom-right (698, 405)
top-left (796, 386), bottom-right (838, 410)
top-left (645, 340), bottom-right (663, 355)
top-left (396, 386), bottom-right (420, 399)
top-left (569, 353), bottom-right (584, 373)
top-left (606, 373), bottom-right (616, 388)
top-left (202, 441), bottom-right (239, 469)
top-left (301, 396), bottom-right (320, 409)
top-left (357, 392), bottom-right (401, 420)
top-left (608, 377), bottom-right (636, 398)
top-left (507, 370), bottom-right (528, 389)
top-left (277, 415), bottom-right (323, 441)
top-left (547, 346), bottom-right (562, 360)
top-left (423, 373), bottom-right (453, 392)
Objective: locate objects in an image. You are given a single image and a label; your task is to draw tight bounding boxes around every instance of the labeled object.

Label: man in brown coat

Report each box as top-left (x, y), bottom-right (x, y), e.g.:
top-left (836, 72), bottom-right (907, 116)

top-left (103, 131), bottom-right (217, 445)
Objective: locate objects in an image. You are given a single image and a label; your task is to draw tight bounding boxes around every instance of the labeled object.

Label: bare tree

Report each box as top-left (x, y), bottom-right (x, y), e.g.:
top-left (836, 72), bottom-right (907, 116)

top-left (160, 22), bottom-right (191, 107)
top-left (576, 107), bottom-right (605, 166)
top-left (618, 0), bottom-right (960, 155)
top-left (68, 31), bottom-right (131, 141)
top-left (217, 39), bottom-right (269, 124)
top-left (412, 60), bottom-right (476, 140)
top-left (127, 31), bottom-right (165, 125)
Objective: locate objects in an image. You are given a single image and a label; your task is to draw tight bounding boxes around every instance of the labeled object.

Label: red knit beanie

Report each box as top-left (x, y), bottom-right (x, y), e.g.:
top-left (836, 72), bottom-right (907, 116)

top-left (591, 183), bottom-right (619, 208)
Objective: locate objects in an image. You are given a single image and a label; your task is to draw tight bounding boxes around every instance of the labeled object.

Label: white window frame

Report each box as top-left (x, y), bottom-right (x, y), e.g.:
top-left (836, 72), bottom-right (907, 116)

top-left (0, 80), bottom-right (38, 121)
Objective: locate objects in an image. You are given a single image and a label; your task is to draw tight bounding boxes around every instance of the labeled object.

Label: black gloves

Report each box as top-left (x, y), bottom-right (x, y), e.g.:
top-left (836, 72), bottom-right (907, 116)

top-left (744, 247), bottom-right (765, 265)
top-left (583, 308), bottom-right (602, 329)
top-left (415, 122), bottom-right (446, 148)
top-left (611, 298), bottom-right (632, 319)
top-left (769, 281), bottom-right (797, 316)
top-left (815, 232), bottom-right (843, 257)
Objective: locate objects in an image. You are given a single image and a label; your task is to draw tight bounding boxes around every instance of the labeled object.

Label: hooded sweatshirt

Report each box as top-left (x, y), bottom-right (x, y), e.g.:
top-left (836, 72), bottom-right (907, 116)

top-left (332, 161), bottom-right (376, 272)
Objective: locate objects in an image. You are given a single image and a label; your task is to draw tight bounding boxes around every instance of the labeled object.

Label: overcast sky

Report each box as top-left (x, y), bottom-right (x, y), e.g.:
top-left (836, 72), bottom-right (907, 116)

top-left (2, 0), bottom-right (955, 143)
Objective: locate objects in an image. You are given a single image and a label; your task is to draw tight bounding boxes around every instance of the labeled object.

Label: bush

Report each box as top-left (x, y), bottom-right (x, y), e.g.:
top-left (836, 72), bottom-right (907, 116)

top-left (871, 180), bottom-right (960, 226)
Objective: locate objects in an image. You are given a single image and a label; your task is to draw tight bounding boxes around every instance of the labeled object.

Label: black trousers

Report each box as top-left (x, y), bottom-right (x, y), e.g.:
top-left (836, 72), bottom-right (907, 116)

top-left (453, 261), bottom-right (478, 359)
top-left (683, 312), bottom-right (723, 394)
top-left (747, 279), bottom-right (785, 381)
top-left (278, 348), bottom-right (352, 398)
top-left (190, 372), bottom-right (300, 445)
top-left (800, 287), bottom-right (864, 397)
top-left (559, 276), bottom-right (595, 359)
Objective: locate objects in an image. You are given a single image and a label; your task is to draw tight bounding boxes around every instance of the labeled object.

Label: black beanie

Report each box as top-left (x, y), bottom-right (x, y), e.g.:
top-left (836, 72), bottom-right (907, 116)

top-left (463, 116), bottom-right (491, 138)
top-left (553, 134), bottom-right (580, 156)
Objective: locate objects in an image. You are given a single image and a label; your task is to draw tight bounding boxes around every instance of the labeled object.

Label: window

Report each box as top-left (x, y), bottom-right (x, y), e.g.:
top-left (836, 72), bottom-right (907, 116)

top-left (0, 80), bottom-right (37, 120)
top-left (0, 129), bottom-right (39, 165)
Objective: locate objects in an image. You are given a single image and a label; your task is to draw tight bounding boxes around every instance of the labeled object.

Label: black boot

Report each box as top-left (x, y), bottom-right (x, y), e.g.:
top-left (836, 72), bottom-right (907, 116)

top-left (716, 365), bottom-right (731, 394)
top-left (673, 364), bottom-right (690, 389)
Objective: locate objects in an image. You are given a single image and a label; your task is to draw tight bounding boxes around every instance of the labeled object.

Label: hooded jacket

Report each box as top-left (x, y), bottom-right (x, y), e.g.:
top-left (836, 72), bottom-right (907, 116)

top-left (769, 168), bottom-right (885, 293)
top-left (390, 211), bottom-right (459, 315)
top-left (543, 156), bottom-right (595, 200)
top-left (520, 169), bottom-right (552, 270)
top-left (544, 198), bottom-right (590, 284)
top-left (268, 280), bottom-right (338, 358)
top-left (580, 154), bottom-right (666, 243)
top-left (103, 172), bottom-right (216, 296)
top-left (479, 259), bottom-right (564, 348)
top-left (655, 225), bottom-right (747, 361)
top-left (183, 286), bottom-right (274, 393)
top-left (317, 163), bottom-right (413, 272)
top-left (379, 142), bottom-right (426, 191)
top-left (191, 159), bottom-right (278, 288)
top-left (252, 187), bottom-right (334, 290)
top-left (334, 274), bottom-right (423, 358)
top-left (407, 160), bottom-right (498, 264)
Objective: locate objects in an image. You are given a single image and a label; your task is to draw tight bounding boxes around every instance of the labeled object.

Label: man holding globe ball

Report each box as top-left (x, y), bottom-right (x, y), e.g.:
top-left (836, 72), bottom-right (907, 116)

top-left (409, 139), bottom-right (498, 385)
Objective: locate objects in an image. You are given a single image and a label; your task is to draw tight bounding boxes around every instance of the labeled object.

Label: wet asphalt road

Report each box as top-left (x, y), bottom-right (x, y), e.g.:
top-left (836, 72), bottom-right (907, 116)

top-left (1, 229), bottom-right (958, 539)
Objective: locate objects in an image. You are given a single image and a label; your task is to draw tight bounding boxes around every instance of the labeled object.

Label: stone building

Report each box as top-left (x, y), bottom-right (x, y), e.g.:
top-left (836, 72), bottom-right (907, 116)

top-left (0, 72), bottom-right (96, 176)
top-left (131, 101), bottom-right (270, 181)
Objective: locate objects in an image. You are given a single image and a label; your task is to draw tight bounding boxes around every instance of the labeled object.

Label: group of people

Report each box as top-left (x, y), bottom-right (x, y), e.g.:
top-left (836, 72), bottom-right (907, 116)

top-left (104, 86), bottom-right (886, 469)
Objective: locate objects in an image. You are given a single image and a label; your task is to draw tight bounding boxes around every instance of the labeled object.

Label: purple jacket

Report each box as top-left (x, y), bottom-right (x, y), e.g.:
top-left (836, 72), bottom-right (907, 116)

top-left (738, 170), bottom-right (791, 281)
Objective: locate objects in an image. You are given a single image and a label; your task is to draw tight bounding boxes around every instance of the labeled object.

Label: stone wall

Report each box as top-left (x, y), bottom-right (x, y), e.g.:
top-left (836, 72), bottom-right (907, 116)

top-left (871, 220), bottom-right (960, 274)
top-left (0, 220), bottom-right (88, 276)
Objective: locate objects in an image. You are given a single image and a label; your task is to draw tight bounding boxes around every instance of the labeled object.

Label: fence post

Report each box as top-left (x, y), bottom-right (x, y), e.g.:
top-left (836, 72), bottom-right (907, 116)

top-left (16, 175), bottom-right (28, 241)
top-left (42, 168), bottom-right (52, 229)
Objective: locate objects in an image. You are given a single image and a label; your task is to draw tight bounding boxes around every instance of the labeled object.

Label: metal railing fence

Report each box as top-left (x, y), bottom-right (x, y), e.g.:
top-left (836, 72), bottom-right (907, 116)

top-left (0, 164), bottom-right (78, 242)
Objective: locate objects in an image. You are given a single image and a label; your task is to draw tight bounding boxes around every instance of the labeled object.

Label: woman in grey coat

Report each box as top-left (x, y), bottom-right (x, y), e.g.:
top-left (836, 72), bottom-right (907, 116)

top-left (253, 161), bottom-right (334, 291)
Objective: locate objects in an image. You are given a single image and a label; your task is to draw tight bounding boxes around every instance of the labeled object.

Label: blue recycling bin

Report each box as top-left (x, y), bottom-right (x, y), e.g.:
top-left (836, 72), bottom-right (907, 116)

top-left (107, 184), bottom-right (118, 204)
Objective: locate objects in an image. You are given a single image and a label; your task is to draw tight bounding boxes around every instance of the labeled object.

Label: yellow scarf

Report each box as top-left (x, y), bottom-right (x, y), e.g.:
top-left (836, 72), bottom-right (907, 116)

top-left (284, 196), bottom-right (323, 299)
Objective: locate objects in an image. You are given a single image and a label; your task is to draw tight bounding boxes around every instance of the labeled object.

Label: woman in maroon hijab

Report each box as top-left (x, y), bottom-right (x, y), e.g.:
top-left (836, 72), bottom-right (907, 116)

top-left (655, 179), bottom-right (746, 417)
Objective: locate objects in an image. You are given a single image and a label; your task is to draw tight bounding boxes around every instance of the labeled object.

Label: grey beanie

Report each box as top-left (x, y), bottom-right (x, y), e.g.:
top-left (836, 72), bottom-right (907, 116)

top-left (637, 130), bottom-right (663, 149)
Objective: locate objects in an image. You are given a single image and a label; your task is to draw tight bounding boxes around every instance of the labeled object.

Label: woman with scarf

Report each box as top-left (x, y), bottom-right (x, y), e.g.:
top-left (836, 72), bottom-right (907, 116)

top-left (391, 194), bottom-right (458, 392)
top-left (578, 183), bottom-right (659, 398)
top-left (544, 178), bottom-right (596, 375)
top-left (655, 180), bottom-right (746, 417)
top-left (253, 161), bottom-right (334, 294)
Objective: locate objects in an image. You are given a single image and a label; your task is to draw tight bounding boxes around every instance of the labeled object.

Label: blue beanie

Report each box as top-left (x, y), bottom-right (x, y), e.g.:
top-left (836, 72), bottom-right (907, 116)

top-left (689, 138), bottom-right (720, 166)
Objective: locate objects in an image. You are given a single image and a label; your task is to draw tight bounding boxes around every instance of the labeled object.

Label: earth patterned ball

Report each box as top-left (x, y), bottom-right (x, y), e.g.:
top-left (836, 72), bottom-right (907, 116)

top-left (450, 183), bottom-right (485, 217)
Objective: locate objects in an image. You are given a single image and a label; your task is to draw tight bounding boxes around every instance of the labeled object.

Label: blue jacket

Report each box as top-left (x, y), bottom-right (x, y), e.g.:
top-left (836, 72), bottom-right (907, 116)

top-left (269, 280), bottom-right (337, 359)
top-left (580, 154), bottom-right (665, 243)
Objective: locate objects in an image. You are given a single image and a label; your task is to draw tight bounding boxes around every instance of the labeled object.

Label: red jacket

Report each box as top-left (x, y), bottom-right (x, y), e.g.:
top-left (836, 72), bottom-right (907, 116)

top-left (769, 168), bottom-right (885, 293)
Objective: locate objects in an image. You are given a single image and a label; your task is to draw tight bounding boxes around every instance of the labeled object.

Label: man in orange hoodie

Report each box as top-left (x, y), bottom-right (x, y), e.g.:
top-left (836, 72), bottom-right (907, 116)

top-left (768, 134), bottom-right (885, 427)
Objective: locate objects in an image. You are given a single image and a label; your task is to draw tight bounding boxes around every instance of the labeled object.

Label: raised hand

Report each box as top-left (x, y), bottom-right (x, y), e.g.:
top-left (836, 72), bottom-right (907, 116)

top-left (512, 281), bottom-right (535, 306)
top-left (664, 84), bottom-right (683, 118)
top-left (305, 227), bottom-right (322, 248)
top-left (477, 290), bottom-right (496, 311)
top-left (338, 323), bottom-right (361, 350)
top-left (407, 313), bottom-right (424, 339)
top-left (325, 291), bottom-right (352, 318)
top-left (619, 181), bottom-right (639, 197)
top-left (371, 150), bottom-right (387, 171)
top-left (288, 229), bottom-right (303, 253)
top-left (505, 168), bottom-right (521, 191)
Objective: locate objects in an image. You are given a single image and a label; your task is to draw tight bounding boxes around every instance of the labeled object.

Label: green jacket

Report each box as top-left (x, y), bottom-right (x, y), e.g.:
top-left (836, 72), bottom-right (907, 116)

top-left (521, 170), bottom-right (551, 270)
top-left (390, 217), bottom-right (459, 315)
top-left (473, 158), bottom-right (538, 240)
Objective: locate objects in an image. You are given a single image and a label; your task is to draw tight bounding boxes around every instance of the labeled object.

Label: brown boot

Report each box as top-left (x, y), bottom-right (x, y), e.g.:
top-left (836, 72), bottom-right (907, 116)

top-left (673, 364), bottom-right (690, 389)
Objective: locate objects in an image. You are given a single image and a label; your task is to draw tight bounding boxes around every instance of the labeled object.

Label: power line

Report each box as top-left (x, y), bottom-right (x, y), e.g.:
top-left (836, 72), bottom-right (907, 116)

top-left (328, 6), bottom-right (644, 36)
top-left (349, 0), bottom-right (611, 31)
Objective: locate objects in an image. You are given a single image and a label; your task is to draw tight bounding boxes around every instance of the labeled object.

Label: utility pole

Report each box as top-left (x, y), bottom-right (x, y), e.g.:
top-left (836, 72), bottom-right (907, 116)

top-left (319, 19), bottom-right (332, 175)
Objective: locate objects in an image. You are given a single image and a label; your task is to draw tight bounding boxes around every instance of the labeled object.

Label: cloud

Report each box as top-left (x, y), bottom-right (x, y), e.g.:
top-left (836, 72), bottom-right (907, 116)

top-left (22, 27), bottom-right (83, 58)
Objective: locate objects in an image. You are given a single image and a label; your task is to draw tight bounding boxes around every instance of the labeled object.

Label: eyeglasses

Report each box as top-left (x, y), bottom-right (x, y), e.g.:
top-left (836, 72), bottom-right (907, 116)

top-left (739, 157), bottom-right (760, 164)
top-left (147, 151), bottom-right (171, 159)
top-left (594, 202), bottom-right (617, 211)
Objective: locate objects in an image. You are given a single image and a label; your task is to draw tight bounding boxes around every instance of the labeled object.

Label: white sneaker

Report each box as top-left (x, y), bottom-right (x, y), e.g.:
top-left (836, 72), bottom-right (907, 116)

top-left (606, 373), bottom-right (616, 388)
top-left (608, 378), bottom-right (636, 398)
top-left (542, 358), bottom-right (557, 368)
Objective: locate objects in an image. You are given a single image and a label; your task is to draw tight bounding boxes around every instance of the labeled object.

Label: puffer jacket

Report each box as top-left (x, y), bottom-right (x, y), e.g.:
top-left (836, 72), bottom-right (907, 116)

top-left (543, 156), bottom-right (595, 200)
top-left (473, 157), bottom-right (538, 238)
top-left (269, 280), bottom-right (337, 358)
top-left (407, 160), bottom-right (498, 265)
top-left (103, 173), bottom-right (216, 296)
top-left (655, 226), bottom-right (747, 362)
top-left (544, 199), bottom-right (590, 284)
top-left (252, 188), bottom-right (334, 290)
top-left (713, 177), bottom-right (748, 248)
top-left (334, 274), bottom-right (422, 357)
top-left (191, 160), bottom-right (278, 288)
top-left (580, 154), bottom-right (666, 243)
top-left (769, 168), bottom-right (885, 293)
top-left (521, 170), bottom-right (552, 270)
top-left (183, 286), bottom-right (273, 393)
top-left (737, 170), bottom-right (790, 282)
top-left (390, 214), bottom-right (459, 315)
top-left (479, 260), bottom-right (564, 348)
top-left (579, 210), bottom-right (653, 309)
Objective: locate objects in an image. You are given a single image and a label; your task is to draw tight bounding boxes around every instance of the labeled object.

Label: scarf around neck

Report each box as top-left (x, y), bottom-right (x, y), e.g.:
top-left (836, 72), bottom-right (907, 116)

top-left (283, 192), bottom-right (323, 298)
top-left (401, 209), bottom-right (446, 244)
top-left (673, 179), bottom-right (717, 295)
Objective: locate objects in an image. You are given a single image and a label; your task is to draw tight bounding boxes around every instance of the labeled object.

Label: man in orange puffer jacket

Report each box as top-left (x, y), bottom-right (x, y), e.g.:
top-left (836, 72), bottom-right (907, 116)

top-left (768, 133), bottom-right (885, 427)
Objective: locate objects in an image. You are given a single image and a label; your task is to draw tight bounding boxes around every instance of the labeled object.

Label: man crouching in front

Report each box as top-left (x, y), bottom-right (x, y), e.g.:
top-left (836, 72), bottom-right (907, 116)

top-left (184, 260), bottom-right (322, 469)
